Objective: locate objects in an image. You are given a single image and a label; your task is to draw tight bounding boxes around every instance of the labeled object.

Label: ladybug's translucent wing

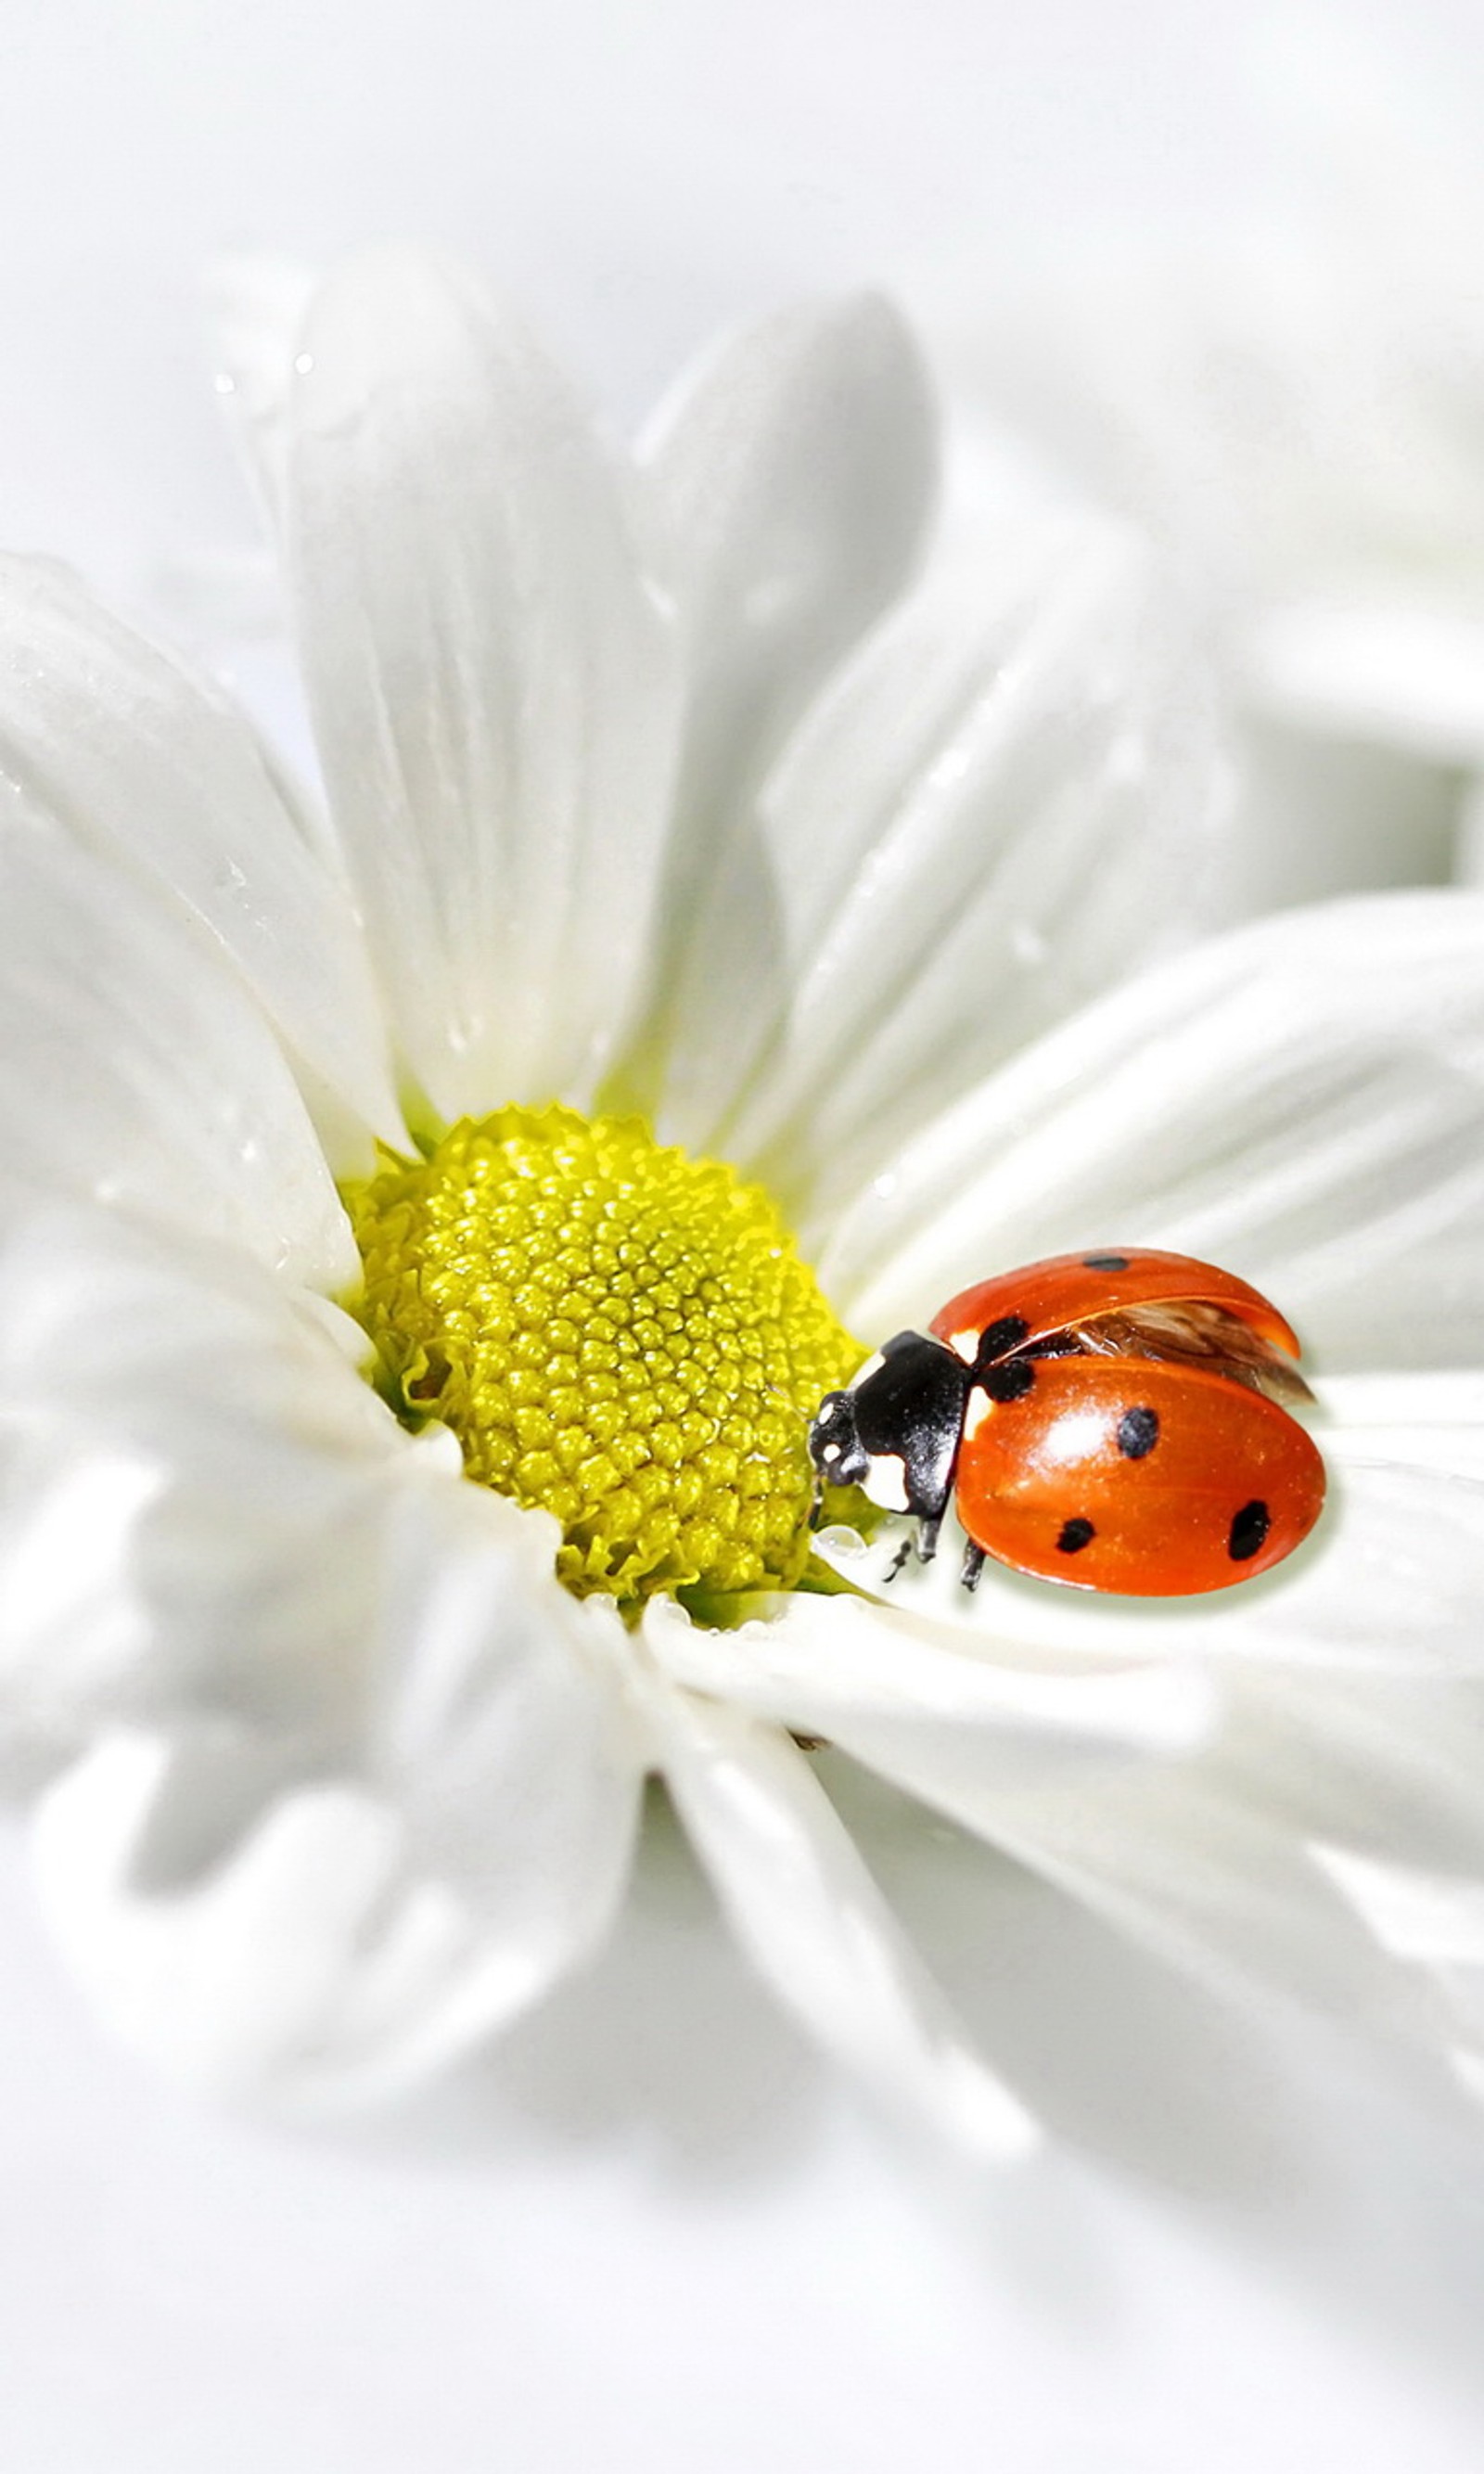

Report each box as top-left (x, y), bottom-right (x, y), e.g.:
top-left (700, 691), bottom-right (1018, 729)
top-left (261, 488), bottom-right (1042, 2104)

top-left (953, 1357), bottom-right (1325, 1596)
top-left (929, 1248), bottom-right (1302, 1366)
top-left (1068, 1301), bottom-right (1315, 1408)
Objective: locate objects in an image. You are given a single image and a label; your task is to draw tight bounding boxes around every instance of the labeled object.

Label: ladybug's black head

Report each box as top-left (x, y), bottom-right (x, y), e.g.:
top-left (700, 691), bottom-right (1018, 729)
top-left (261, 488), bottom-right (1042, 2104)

top-left (809, 1331), bottom-right (972, 1521)
top-left (808, 1390), bottom-right (872, 1489)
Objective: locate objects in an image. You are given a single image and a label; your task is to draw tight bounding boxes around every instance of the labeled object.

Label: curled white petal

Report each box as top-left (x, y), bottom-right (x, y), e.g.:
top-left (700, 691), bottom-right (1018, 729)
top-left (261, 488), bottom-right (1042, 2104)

top-left (365, 1477), bottom-right (645, 1986)
top-left (0, 1212), bottom-right (401, 1743)
top-left (29, 1482), bottom-right (643, 2109)
top-left (31, 1729), bottom-right (569, 2107)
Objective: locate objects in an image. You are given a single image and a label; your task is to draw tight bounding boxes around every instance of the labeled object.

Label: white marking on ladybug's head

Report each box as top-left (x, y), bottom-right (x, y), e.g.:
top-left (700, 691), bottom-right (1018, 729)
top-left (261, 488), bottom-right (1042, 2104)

top-left (963, 1390), bottom-right (997, 1443)
top-left (943, 1325), bottom-right (979, 1365)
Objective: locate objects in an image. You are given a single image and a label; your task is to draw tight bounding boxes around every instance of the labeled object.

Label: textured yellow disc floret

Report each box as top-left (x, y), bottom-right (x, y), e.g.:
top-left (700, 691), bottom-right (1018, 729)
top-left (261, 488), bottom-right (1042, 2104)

top-left (343, 1106), bottom-right (860, 1609)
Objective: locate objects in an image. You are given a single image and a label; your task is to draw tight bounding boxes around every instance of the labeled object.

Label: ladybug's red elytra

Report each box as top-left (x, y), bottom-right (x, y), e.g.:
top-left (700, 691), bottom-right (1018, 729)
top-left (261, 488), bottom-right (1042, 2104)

top-left (808, 1249), bottom-right (1326, 1596)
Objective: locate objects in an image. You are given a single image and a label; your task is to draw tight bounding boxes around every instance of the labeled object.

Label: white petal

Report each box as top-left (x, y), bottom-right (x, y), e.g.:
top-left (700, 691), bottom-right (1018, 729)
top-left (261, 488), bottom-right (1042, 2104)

top-left (1313, 1847), bottom-right (1484, 2092)
top-left (28, 1483), bottom-right (643, 2108)
top-left (1215, 1660), bottom-right (1484, 2109)
top-left (365, 1477), bottom-right (645, 2032)
top-left (0, 1212), bottom-right (402, 1745)
top-left (643, 292), bottom-right (938, 813)
top-left (1322, 1370), bottom-right (1484, 1480)
top-left (858, 1726), bottom-right (1419, 2038)
top-left (1216, 715), bottom-right (1460, 924)
top-left (1317, 1846), bottom-right (1484, 1964)
top-left (653, 1606), bottom-right (1464, 2057)
top-left (725, 516), bottom-right (1221, 1224)
top-left (0, 1440), bottom-right (160, 1758)
top-left (1251, 596), bottom-right (1484, 766)
top-left (0, 554), bottom-right (403, 1147)
top-left (636, 1666), bottom-right (1036, 2159)
top-left (0, 815), bottom-right (353, 1288)
top-left (811, 1464), bottom-right (1484, 1676)
top-left (645, 1590), bottom-right (1216, 1776)
top-left (285, 245), bottom-right (682, 1122)
top-left (206, 253), bottom-right (317, 528)
top-left (30, 1729), bottom-right (581, 2107)
top-left (787, 1623), bottom-right (1459, 2042)
top-left (33, 1732), bottom-right (418, 2096)
top-left (1227, 1667), bottom-right (1484, 1881)
top-left (825, 890), bottom-right (1484, 1371)
top-left (627, 294), bottom-right (938, 1140)
top-left (883, 1661), bottom-right (1484, 2070)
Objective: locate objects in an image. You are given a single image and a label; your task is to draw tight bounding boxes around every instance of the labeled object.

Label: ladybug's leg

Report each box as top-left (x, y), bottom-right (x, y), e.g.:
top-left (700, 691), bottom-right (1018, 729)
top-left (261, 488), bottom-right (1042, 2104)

top-left (915, 1513), bottom-right (941, 1565)
top-left (958, 1540), bottom-right (986, 1593)
top-left (883, 1535), bottom-right (915, 1582)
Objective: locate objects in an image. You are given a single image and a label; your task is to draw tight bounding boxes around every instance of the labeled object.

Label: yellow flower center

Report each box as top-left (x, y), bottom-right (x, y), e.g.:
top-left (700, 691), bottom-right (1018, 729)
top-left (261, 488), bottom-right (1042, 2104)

top-left (342, 1105), bottom-right (860, 1609)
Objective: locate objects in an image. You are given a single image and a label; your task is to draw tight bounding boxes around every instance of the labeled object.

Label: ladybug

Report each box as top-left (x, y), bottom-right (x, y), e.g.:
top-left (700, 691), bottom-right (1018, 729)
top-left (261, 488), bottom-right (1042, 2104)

top-left (808, 1249), bottom-right (1325, 1596)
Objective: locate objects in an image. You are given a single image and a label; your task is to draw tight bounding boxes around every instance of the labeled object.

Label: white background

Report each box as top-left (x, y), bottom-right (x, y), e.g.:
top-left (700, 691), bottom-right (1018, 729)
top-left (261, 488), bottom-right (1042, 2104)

top-left (5, 2), bottom-right (1484, 2467)
top-left (4, 0), bottom-right (1480, 605)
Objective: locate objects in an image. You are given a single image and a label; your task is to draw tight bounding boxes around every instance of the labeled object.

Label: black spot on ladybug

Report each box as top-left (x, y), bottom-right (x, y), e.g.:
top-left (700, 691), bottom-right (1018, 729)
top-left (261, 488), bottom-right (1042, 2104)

top-left (1228, 1499), bottom-right (1271, 1561)
top-left (979, 1358), bottom-right (1036, 1403)
top-left (976, 1314), bottom-right (1030, 1365)
top-left (1056, 1517), bottom-right (1095, 1554)
top-left (1116, 1404), bottom-right (1159, 1458)
top-left (1082, 1253), bottom-right (1131, 1272)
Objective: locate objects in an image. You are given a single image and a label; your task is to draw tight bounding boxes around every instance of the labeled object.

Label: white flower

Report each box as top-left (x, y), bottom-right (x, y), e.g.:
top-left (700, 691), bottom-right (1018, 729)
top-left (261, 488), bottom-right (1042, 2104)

top-left (2, 244), bottom-right (1483, 2153)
